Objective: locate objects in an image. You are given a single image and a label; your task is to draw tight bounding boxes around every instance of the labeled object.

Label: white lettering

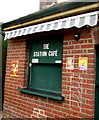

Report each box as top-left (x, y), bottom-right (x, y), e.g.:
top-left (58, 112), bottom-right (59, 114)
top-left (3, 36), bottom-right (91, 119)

top-left (33, 52), bottom-right (39, 57)
top-left (48, 50), bottom-right (58, 56)
top-left (33, 50), bottom-right (58, 57)
top-left (43, 44), bottom-right (49, 49)
top-left (33, 51), bottom-right (47, 57)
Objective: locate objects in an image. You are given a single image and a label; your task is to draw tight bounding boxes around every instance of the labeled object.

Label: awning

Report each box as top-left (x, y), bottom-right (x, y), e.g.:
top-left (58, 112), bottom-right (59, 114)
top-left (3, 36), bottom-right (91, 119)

top-left (4, 11), bottom-right (98, 40)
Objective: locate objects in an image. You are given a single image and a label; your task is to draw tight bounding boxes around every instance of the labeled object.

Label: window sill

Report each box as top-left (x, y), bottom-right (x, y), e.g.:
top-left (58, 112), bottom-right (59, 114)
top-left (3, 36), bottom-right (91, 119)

top-left (18, 87), bottom-right (64, 101)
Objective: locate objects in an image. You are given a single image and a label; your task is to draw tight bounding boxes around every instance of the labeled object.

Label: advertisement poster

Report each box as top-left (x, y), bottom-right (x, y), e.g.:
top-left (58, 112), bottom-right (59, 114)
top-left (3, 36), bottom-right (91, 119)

top-left (66, 57), bottom-right (74, 70)
top-left (10, 60), bottom-right (19, 77)
top-left (79, 57), bottom-right (88, 70)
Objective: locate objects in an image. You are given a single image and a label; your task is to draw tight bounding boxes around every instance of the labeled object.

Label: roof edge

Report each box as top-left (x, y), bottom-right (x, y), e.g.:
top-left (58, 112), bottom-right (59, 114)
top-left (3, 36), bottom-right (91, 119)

top-left (3, 2), bottom-right (98, 30)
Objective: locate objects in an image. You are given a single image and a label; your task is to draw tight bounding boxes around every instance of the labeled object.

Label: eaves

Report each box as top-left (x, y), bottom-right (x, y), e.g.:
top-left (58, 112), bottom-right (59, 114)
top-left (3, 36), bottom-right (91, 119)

top-left (2, 2), bottom-right (98, 31)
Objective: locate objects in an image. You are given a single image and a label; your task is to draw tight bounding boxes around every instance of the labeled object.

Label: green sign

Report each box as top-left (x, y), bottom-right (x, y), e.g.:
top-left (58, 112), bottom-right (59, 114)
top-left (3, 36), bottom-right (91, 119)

top-left (29, 36), bottom-right (63, 63)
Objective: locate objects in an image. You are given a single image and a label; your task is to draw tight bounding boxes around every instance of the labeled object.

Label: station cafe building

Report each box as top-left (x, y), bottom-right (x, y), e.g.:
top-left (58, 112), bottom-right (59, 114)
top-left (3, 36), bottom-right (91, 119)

top-left (2, 1), bottom-right (99, 119)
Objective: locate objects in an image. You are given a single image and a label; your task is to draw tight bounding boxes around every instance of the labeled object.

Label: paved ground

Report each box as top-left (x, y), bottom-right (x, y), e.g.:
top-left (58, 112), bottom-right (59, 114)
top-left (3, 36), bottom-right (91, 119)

top-left (0, 111), bottom-right (2, 120)
top-left (0, 111), bottom-right (11, 119)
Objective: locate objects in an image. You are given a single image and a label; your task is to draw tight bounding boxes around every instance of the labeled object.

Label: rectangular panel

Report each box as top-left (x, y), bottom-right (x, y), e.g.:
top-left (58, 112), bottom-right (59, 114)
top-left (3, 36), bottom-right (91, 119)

top-left (29, 63), bottom-right (62, 94)
top-left (29, 35), bottom-right (63, 63)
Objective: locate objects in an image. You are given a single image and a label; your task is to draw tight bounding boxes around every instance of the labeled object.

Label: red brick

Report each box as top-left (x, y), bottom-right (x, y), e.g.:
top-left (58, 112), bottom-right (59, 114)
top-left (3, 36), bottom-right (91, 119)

top-left (81, 33), bottom-right (92, 39)
top-left (4, 27), bottom-right (95, 119)
top-left (79, 112), bottom-right (94, 118)
top-left (86, 99), bottom-right (95, 105)
top-left (63, 45), bottom-right (74, 49)
top-left (82, 103), bottom-right (94, 109)
top-left (71, 106), bottom-right (81, 112)
top-left (46, 112), bottom-right (54, 118)
top-left (53, 110), bottom-right (62, 116)
top-left (82, 93), bottom-right (93, 99)
top-left (86, 110), bottom-right (94, 115)
top-left (81, 44), bottom-right (94, 49)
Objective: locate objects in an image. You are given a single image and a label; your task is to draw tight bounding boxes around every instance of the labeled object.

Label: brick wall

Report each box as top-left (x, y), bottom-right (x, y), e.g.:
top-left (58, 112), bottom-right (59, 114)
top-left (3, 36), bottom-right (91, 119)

top-left (62, 27), bottom-right (95, 118)
top-left (3, 27), bottom-right (95, 118)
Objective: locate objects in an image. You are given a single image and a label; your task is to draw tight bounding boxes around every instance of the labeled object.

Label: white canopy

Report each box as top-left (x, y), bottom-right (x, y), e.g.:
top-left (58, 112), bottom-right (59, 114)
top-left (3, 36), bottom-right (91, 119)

top-left (4, 11), bottom-right (99, 40)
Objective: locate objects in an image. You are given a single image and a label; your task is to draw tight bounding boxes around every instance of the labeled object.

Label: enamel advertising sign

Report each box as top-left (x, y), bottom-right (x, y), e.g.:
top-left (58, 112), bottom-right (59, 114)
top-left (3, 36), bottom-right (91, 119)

top-left (79, 57), bottom-right (88, 70)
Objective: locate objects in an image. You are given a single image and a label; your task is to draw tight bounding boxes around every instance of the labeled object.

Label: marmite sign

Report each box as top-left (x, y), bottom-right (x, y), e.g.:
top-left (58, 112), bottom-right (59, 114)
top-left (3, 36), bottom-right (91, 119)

top-left (29, 36), bottom-right (63, 63)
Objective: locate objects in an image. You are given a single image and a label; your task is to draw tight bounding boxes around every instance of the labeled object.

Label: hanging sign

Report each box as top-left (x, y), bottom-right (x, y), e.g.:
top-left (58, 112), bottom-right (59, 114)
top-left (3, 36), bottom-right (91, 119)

top-left (66, 57), bottom-right (74, 69)
top-left (78, 57), bottom-right (88, 70)
top-left (10, 60), bottom-right (19, 77)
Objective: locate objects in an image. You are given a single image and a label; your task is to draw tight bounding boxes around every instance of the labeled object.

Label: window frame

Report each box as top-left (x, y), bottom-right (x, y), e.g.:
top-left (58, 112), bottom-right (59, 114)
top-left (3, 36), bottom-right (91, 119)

top-left (18, 35), bottom-right (64, 101)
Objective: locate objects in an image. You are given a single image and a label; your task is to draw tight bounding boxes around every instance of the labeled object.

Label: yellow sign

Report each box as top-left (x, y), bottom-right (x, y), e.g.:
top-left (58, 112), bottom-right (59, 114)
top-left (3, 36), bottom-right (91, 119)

top-left (79, 57), bottom-right (88, 70)
top-left (10, 60), bottom-right (19, 77)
